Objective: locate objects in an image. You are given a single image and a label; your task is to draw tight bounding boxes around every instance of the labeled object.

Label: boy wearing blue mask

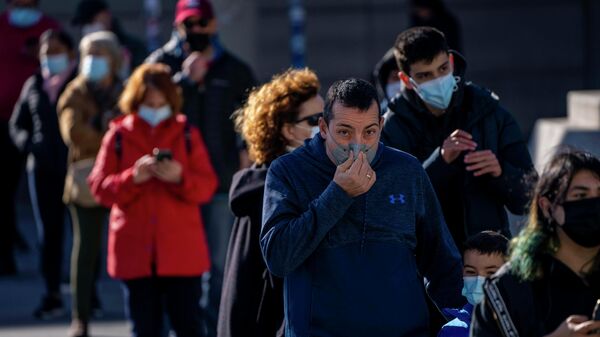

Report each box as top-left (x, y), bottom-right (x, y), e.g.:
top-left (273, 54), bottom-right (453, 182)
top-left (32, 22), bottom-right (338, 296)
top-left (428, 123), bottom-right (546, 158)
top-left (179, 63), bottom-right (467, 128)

top-left (382, 27), bottom-right (534, 252)
top-left (439, 230), bottom-right (508, 337)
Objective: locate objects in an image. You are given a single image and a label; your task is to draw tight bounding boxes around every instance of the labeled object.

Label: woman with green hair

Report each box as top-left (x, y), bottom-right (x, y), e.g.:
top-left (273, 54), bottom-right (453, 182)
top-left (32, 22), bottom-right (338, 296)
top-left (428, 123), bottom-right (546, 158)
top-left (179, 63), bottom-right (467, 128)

top-left (471, 148), bottom-right (600, 337)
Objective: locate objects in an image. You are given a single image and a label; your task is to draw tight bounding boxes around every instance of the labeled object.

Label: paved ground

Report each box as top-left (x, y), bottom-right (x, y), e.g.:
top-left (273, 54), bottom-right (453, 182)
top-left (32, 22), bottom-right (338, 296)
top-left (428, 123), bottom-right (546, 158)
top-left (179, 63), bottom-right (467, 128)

top-left (0, 181), bottom-right (130, 337)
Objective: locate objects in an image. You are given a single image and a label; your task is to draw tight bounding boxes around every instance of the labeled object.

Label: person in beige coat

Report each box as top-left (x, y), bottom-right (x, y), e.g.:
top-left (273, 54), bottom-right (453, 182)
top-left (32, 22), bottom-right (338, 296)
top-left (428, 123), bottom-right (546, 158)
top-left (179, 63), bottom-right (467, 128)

top-left (57, 30), bottom-right (123, 337)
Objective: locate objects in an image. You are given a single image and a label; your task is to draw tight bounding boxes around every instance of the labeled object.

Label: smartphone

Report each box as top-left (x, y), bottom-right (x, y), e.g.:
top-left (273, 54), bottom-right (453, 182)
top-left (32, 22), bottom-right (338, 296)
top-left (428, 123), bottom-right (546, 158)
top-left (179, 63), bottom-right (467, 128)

top-left (152, 148), bottom-right (172, 162)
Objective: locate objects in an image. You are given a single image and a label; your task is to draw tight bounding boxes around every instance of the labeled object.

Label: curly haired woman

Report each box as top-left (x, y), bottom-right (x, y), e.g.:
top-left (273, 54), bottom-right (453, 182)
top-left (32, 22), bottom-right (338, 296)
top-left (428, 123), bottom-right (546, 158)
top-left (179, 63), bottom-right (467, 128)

top-left (471, 148), bottom-right (600, 337)
top-left (217, 68), bottom-right (323, 337)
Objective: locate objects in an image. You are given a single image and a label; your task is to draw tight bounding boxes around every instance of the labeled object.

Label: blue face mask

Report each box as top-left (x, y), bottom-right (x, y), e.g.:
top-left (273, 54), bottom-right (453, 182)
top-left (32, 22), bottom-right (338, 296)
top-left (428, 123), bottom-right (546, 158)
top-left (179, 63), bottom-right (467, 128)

top-left (8, 8), bottom-right (42, 28)
top-left (138, 105), bottom-right (172, 127)
top-left (410, 72), bottom-right (458, 110)
top-left (386, 81), bottom-right (402, 101)
top-left (462, 276), bottom-right (486, 305)
top-left (81, 55), bottom-right (110, 82)
top-left (41, 54), bottom-right (69, 76)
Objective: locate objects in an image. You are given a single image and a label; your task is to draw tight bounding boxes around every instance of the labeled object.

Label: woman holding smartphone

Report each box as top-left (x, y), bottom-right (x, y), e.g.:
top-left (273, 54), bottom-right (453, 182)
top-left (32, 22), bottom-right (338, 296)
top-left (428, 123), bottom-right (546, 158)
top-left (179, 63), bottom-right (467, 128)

top-left (471, 148), bottom-right (600, 337)
top-left (88, 63), bottom-right (217, 337)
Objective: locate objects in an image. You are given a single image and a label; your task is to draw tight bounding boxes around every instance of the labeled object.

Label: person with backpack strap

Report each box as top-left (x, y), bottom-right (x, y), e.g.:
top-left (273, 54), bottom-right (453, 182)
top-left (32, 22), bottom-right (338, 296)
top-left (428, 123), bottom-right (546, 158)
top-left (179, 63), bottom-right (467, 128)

top-left (88, 63), bottom-right (218, 337)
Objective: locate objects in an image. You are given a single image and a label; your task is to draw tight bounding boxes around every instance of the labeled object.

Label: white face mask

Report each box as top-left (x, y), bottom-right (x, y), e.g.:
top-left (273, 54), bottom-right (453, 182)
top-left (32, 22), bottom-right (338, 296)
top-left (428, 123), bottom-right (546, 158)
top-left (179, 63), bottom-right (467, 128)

top-left (386, 81), bottom-right (402, 101)
top-left (310, 126), bottom-right (320, 138)
top-left (82, 22), bottom-right (106, 36)
top-left (287, 125), bottom-right (320, 151)
top-left (138, 104), bottom-right (172, 127)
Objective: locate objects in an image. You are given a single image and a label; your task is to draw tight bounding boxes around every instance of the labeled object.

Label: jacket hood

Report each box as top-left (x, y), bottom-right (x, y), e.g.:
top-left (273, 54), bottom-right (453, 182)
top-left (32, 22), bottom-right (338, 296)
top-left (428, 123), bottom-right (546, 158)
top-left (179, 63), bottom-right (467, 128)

top-left (229, 164), bottom-right (269, 217)
top-left (373, 48), bottom-right (398, 102)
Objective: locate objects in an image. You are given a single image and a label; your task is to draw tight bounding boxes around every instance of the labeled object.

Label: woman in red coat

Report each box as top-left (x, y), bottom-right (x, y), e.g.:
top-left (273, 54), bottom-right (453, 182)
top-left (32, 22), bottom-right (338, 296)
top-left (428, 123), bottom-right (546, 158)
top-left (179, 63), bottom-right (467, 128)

top-left (88, 63), bottom-right (217, 337)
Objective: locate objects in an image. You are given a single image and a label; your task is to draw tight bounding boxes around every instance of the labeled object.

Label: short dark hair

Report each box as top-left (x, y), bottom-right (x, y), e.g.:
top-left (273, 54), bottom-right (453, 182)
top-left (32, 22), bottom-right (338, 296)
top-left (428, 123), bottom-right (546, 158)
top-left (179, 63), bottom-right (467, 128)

top-left (40, 29), bottom-right (75, 51)
top-left (393, 26), bottom-right (449, 74)
top-left (464, 231), bottom-right (509, 257)
top-left (323, 78), bottom-right (380, 123)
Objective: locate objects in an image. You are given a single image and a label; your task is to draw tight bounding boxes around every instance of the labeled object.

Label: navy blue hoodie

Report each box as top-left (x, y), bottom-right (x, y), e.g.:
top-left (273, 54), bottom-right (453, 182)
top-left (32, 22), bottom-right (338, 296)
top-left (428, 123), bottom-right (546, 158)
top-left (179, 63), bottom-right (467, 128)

top-left (261, 135), bottom-right (464, 337)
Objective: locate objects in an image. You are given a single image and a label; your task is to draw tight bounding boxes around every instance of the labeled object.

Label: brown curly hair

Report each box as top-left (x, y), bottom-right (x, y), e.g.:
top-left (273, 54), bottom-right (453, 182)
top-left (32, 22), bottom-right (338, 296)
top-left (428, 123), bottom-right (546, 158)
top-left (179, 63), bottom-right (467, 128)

top-left (234, 68), bottom-right (320, 165)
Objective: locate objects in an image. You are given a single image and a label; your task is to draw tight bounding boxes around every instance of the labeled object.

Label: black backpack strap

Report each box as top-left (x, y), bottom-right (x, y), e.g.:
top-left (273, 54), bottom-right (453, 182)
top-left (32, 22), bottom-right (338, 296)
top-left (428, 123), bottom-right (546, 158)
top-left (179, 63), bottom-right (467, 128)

top-left (114, 129), bottom-right (122, 160)
top-left (184, 123), bottom-right (192, 154)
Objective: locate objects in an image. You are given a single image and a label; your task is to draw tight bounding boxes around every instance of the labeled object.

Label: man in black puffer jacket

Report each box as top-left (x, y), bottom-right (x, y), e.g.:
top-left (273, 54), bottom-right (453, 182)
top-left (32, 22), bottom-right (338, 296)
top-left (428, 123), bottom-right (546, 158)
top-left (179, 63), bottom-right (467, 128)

top-left (382, 27), bottom-right (535, 252)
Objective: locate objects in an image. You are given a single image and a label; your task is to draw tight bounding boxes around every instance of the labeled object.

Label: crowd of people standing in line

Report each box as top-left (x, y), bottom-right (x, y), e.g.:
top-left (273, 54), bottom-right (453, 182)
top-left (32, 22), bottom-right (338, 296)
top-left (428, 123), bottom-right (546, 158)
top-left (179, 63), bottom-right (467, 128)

top-left (0, 0), bottom-right (598, 337)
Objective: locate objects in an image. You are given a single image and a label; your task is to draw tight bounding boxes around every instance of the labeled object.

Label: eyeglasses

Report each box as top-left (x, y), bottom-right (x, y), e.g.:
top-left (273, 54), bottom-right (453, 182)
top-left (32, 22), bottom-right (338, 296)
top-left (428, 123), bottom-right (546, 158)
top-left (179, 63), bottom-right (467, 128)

top-left (295, 112), bottom-right (322, 126)
top-left (183, 17), bottom-right (209, 29)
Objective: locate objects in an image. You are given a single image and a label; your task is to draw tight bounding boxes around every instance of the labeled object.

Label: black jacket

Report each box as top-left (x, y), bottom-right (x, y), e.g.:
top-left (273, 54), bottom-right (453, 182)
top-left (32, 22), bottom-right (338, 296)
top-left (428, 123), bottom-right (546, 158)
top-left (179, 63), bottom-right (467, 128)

top-left (112, 19), bottom-right (147, 70)
top-left (471, 256), bottom-right (600, 337)
top-left (9, 70), bottom-right (76, 173)
top-left (218, 164), bottom-right (284, 337)
top-left (382, 53), bottom-right (534, 246)
top-left (147, 34), bottom-right (256, 193)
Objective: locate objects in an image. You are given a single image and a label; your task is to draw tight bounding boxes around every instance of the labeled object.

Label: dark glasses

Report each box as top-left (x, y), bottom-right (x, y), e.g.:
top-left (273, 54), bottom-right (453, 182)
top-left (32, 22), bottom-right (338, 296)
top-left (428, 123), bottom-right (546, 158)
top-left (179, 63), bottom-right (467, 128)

top-left (184, 17), bottom-right (209, 29)
top-left (295, 112), bottom-right (322, 126)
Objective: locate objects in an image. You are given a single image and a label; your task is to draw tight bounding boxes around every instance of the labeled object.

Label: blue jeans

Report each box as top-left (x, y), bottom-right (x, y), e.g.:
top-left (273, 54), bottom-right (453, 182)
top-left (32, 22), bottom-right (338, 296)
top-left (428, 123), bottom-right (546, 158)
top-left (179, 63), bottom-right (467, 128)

top-left (124, 276), bottom-right (205, 337)
top-left (200, 193), bottom-right (234, 337)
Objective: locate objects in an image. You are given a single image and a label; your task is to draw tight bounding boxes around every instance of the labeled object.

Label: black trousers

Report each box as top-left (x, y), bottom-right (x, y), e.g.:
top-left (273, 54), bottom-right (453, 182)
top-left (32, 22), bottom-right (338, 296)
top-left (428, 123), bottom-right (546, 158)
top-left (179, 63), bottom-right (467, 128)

top-left (29, 164), bottom-right (67, 294)
top-left (124, 275), bottom-right (205, 337)
top-left (0, 121), bottom-right (24, 274)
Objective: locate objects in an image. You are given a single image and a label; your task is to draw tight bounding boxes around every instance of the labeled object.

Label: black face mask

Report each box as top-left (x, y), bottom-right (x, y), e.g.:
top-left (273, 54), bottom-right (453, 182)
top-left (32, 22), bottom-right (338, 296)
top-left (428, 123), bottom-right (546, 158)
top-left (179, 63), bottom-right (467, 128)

top-left (560, 197), bottom-right (600, 248)
top-left (186, 32), bottom-right (210, 52)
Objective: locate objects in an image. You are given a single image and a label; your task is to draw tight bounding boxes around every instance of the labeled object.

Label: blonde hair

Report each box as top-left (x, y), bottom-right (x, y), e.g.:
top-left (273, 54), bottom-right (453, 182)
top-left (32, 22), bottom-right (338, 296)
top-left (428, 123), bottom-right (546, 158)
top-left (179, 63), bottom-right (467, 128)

top-left (234, 68), bottom-right (320, 165)
top-left (79, 31), bottom-right (122, 76)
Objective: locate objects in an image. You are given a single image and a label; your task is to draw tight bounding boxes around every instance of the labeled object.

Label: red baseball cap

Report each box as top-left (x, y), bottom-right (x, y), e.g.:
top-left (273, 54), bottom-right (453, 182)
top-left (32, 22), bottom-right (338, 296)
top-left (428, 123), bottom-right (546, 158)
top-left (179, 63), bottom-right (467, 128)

top-left (174, 0), bottom-right (214, 24)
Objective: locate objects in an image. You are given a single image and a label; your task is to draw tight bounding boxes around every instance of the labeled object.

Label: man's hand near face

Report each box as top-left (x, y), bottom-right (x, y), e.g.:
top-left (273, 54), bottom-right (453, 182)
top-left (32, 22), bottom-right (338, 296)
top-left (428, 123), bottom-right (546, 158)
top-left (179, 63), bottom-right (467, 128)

top-left (182, 51), bottom-right (209, 84)
top-left (333, 151), bottom-right (376, 197)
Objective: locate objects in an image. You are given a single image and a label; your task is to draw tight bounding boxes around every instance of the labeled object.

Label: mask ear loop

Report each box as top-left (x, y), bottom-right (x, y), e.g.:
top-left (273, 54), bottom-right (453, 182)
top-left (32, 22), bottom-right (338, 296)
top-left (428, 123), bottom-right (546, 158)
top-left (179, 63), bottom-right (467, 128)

top-left (453, 76), bottom-right (461, 92)
top-left (409, 77), bottom-right (422, 95)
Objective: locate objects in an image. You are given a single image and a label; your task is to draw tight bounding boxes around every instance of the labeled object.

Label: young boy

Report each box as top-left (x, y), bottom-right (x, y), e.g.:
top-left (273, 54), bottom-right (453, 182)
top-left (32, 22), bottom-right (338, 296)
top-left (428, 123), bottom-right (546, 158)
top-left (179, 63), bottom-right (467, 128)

top-left (438, 230), bottom-right (509, 337)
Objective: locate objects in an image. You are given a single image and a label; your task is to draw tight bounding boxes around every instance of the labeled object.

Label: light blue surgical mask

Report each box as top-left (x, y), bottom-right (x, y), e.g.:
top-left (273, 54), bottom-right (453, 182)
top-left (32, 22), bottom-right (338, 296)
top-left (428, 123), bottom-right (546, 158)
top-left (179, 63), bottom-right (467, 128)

top-left (138, 104), bottom-right (172, 127)
top-left (410, 73), bottom-right (459, 110)
top-left (386, 81), bottom-right (402, 101)
top-left (41, 54), bottom-right (69, 76)
top-left (81, 55), bottom-right (110, 82)
top-left (8, 8), bottom-right (42, 28)
top-left (331, 141), bottom-right (376, 165)
top-left (462, 276), bottom-right (486, 305)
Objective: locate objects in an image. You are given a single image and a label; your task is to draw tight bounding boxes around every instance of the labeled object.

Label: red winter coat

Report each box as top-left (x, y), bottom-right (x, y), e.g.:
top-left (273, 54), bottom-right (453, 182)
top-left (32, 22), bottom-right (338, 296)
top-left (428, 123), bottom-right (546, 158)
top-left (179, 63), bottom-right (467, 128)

top-left (88, 113), bottom-right (218, 280)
